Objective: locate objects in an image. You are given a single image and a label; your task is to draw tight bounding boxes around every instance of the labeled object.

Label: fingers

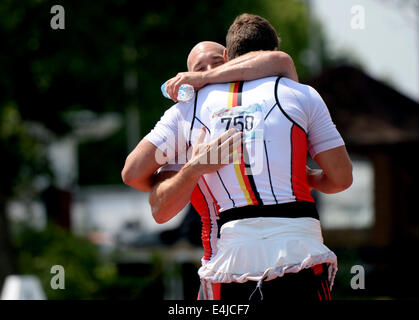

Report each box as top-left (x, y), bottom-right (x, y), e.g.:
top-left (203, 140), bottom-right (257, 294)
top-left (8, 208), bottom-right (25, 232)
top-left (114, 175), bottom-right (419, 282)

top-left (173, 77), bottom-right (182, 101)
top-left (210, 127), bottom-right (238, 149)
top-left (193, 126), bottom-right (207, 147)
top-left (218, 131), bottom-right (243, 164)
top-left (165, 72), bottom-right (201, 102)
top-left (189, 127), bottom-right (243, 171)
top-left (165, 73), bottom-right (188, 102)
top-left (166, 73), bottom-right (185, 102)
top-left (165, 77), bottom-right (177, 102)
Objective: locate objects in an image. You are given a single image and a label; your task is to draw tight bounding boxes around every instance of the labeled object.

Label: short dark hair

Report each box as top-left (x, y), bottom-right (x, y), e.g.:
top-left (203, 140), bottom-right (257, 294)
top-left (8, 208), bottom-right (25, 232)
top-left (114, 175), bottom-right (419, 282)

top-left (226, 13), bottom-right (280, 60)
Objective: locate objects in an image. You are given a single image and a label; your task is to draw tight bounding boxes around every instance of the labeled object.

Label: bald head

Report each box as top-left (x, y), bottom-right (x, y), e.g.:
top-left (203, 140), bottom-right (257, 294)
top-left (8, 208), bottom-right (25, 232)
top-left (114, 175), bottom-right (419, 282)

top-left (187, 41), bottom-right (226, 72)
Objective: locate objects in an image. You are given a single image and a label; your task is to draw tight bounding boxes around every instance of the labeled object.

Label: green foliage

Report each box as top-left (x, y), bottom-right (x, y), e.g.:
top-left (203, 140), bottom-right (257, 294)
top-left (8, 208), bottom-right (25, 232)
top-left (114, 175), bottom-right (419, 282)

top-left (0, 103), bottom-right (49, 197)
top-left (12, 222), bottom-right (164, 299)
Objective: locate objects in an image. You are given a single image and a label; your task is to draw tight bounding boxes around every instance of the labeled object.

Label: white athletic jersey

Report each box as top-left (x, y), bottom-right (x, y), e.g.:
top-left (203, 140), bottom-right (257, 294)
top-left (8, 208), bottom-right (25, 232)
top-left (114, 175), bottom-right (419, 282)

top-left (145, 76), bottom-right (344, 262)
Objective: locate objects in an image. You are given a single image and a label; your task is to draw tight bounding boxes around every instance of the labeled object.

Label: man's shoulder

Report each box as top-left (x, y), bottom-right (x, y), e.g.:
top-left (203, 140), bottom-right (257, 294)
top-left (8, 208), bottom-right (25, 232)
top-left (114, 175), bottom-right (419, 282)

top-left (279, 77), bottom-right (312, 91)
top-left (277, 77), bottom-right (321, 101)
top-left (163, 100), bottom-right (195, 119)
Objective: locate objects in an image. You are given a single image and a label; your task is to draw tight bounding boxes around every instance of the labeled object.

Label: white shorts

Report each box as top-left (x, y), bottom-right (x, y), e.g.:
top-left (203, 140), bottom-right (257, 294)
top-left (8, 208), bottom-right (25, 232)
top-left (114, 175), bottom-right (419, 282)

top-left (198, 217), bottom-right (337, 288)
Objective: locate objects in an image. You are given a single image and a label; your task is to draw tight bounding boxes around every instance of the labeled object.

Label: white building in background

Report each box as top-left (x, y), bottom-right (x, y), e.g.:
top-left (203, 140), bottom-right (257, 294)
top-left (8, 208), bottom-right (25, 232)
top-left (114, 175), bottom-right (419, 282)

top-left (317, 157), bottom-right (374, 230)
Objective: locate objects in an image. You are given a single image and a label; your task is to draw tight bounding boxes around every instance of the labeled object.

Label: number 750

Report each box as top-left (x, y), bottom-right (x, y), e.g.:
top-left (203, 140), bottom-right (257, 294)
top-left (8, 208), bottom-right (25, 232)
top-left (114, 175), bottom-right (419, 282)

top-left (221, 115), bottom-right (254, 132)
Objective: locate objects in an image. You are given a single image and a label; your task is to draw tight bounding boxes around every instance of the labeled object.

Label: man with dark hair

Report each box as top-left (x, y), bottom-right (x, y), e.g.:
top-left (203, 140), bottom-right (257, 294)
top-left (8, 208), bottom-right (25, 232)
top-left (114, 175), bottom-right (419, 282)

top-left (226, 13), bottom-right (279, 60)
top-left (123, 13), bottom-right (352, 300)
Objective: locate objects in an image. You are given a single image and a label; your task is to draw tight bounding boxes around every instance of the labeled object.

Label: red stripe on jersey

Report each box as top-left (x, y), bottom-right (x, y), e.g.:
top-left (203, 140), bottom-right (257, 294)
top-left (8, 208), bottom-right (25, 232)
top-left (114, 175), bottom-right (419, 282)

top-left (291, 125), bottom-right (314, 202)
top-left (238, 144), bottom-right (259, 204)
top-left (201, 177), bottom-right (220, 215)
top-left (232, 82), bottom-right (240, 106)
top-left (190, 186), bottom-right (212, 261)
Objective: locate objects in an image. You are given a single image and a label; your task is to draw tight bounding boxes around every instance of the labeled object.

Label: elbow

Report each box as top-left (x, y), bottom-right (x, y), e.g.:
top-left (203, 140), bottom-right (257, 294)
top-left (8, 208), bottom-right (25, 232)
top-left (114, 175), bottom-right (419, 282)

top-left (337, 175), bottom-right (353, 191)
top-left (273, 51), bottom-right (292, 65)
top-left (334, 168), bottom-right (353, 192)
top-left (121, 163), bottom-right (151, 192)
top-left (121, 166), bottom-right (131, 186)
top-left (149, 196), bottom-right (168, 224)
top-left (153, 214), bottom-right (167, 225)
top-left (151, 205), bottom-right (168, 225)
top-left (274, 52), bottom-right (298, 82)
top-left (121, 167), bottom-right (138, 188)
top-left (121, 158), bottom-right (135, 186)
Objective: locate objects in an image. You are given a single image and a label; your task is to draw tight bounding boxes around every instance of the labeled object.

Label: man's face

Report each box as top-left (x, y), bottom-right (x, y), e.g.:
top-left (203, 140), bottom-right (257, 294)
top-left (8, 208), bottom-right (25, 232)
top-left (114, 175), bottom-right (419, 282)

top-left (187, 42), bottom-right (226, 72)
top-left (189, 51), bottom-right (225, 72)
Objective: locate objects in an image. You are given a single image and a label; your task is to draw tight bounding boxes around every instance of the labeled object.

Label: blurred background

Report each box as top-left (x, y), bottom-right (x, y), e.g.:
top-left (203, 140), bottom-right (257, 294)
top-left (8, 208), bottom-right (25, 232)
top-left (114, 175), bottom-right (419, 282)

top-left (0, 0), bottom-right (418, 300)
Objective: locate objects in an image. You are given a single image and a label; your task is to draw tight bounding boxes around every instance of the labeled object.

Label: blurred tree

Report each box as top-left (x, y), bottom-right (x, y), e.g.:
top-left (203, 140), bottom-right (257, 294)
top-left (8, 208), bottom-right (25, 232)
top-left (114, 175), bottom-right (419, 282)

top-left (0, 103), bottom-right (49, 288)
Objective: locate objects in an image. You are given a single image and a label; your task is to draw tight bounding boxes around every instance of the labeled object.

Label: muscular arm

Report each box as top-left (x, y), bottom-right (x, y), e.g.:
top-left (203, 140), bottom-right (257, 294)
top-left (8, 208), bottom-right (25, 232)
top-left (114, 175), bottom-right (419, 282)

top-left (149, 167), bottom-right (199, 224)
top-left (121, 139), bottom-right (165, 192)
top-left (307, 146), bottom-right (353, 194)
top-left (204, 51), bottom-right (298, 83)
top-left (149, 127), bottom-right (241, 224)
top-left (166, 51), bottom-right (298, 101)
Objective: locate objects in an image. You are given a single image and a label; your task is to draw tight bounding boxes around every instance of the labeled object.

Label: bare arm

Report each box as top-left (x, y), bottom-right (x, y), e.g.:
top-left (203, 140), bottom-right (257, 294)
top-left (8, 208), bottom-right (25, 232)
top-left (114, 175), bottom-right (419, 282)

top-left (205, 51), bottom-right (298, 82)
top-left (121, 139), bottom-right (164, 192)
top-left (149, 127), bottom-right (242, 224)
top-left (149, 167), bottom-right (199, 224)
top-left (307, 146), bottom-right (353, 194)
top-left (166, 51), bottom-right (298, 101)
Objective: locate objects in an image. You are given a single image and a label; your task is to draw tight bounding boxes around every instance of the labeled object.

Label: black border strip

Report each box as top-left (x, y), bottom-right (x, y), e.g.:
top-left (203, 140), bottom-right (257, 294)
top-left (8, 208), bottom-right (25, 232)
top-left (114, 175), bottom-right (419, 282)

top-left (274, 77), bottom-right (306, 133)
top-left (188, 91), bottom-right (199, 147)
top-left (264, 140), bottom-right (278, 204)
top-left (216, 171), bottom-right (235, 208)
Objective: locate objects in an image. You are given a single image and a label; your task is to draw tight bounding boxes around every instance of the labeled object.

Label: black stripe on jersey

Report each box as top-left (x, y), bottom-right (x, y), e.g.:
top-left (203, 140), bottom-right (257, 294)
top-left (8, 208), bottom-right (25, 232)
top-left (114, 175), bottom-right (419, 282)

top-left (264, 140), bottom-right (278, 204)
top-left (264, 102), bottom-right (278, 120)
top-left (195, 117), bottom-right (211, 134)
top-left (274, 77), bottom-right (306, 134)
top-left (188, 91), bottom-right (199, 147)
top-left (216, 171), bottom-right (236, 208)
top-left (248, 173), bottom-right (263, 205)
top-left (237, 81), bottom-right (244, 105)
top-left (212, 202), bottom-right (221, 239)
top-left (289, 123), bottom-right (296, 199)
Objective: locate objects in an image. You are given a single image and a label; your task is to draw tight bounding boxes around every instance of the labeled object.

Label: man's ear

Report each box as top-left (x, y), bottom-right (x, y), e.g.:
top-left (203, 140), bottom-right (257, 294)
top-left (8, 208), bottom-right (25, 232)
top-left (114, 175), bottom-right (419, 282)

top-left (223, 49), bottom-right (229, 62)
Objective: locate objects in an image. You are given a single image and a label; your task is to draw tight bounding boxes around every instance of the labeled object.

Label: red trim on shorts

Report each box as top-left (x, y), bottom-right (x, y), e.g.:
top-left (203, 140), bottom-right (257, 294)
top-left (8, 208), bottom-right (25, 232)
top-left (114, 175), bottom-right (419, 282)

top-left (312, 263), bottom-right (324, 276)
top-left (212, 283), bottom-right (221, 300)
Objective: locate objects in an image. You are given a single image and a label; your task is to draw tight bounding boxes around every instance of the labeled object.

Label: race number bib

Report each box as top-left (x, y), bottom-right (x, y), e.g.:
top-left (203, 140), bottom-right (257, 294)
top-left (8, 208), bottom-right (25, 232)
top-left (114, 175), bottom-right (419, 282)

top-left (210, 103), bottom-right (264, 174)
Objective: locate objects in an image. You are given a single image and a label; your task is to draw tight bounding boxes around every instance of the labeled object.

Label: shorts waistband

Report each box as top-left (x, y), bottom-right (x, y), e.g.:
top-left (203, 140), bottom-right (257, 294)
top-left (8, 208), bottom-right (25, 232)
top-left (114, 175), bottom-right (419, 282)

top-left (217, 201), bottom-right (319, 231)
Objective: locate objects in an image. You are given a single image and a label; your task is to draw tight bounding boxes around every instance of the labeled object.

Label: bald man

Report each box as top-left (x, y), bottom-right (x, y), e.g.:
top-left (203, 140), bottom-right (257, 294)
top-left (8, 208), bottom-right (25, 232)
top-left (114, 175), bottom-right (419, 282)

top-left (187, 41), bottom-right (226, 71)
